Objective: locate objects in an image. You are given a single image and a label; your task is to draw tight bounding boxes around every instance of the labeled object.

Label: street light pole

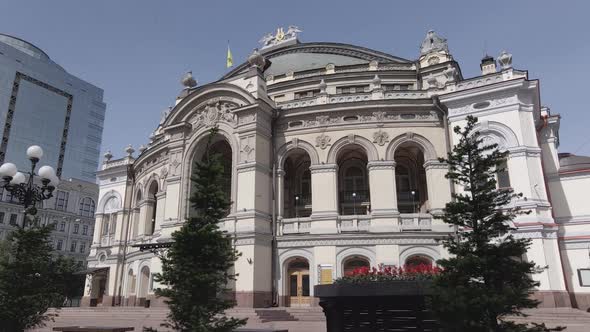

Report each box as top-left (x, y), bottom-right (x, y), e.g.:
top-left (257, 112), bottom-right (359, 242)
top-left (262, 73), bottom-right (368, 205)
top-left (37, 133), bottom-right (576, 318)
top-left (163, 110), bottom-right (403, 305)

top-left (295, 195), bottom-right (300, 218)
top-left (352, 192), bottom-right (357, 215)
top-left (0, 145), bottom-right (59, 225)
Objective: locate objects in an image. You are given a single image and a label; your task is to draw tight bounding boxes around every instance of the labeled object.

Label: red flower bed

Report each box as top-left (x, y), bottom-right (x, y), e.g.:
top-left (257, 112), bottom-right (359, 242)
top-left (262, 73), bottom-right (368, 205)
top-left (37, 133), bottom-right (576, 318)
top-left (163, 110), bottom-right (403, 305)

top-left (335, 263), bottom-right (442, 284)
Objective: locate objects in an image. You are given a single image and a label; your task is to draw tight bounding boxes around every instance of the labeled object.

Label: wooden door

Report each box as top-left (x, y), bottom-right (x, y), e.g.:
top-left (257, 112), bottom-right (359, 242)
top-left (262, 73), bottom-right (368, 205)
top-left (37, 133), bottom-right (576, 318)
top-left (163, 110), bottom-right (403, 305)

top-left (289, 270), bottom-right (310, 306)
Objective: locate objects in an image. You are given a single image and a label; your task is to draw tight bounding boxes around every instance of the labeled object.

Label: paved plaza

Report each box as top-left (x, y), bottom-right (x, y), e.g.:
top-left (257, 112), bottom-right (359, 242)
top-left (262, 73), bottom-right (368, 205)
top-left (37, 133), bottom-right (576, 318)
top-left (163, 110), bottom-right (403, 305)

top-left (27, 307), bottom-right (590, 332)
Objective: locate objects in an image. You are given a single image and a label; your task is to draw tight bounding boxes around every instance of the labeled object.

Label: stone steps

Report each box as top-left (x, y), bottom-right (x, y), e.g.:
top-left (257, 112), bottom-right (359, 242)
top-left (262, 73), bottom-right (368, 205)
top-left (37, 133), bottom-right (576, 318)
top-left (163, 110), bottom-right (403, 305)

top-left (255, 309), bottom-right (298, 322)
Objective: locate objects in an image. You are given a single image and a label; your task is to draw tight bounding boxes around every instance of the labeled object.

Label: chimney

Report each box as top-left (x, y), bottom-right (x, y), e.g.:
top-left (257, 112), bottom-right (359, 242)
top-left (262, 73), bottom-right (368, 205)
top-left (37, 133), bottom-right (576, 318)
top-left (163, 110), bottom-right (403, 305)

top-left (480, 54), bottom-right (496, 75)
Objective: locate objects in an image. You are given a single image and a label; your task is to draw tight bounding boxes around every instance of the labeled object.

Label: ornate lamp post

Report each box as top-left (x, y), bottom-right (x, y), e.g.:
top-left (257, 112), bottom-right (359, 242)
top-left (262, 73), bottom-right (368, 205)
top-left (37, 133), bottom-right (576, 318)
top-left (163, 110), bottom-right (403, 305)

top-left (0, 145), bottom-right (59, 223)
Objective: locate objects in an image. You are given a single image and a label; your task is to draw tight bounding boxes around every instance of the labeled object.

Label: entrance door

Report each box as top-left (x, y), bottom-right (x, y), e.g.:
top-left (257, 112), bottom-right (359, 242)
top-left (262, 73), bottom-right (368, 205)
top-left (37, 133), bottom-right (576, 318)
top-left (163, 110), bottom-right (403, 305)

top-left (97, 278), bottom-right (106, 305)
top-left (289, 269), bottom-right (310, 306)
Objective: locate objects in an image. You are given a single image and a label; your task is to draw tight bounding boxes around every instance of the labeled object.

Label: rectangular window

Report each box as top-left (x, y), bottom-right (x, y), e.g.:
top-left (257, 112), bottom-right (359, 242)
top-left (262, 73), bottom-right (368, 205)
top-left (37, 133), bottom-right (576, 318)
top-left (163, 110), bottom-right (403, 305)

top-left (82, 225), bottom-right (89, 235)
top-left (0, 212), bottom-right (4, 224)
top-left (336, 85), bottom-right (369, 94)
top-left (59, 221), bottom-right (66, 232)
top-left (73, 224), bottom-right (79, 234)
top-left (57, 239), bottom-right (63, 251)
top-left (9, 214), bottom-right (17, 226)
top-left (70, 241), bottom-right (77, 252)
top-left (294, 89), bottom-right (320, 100)
top-left (79, 242), bottom-right (86, 253)
top-left (55, 191), bottom-right (69, 211)
top-left (579, 269), bottom-right (590, 287)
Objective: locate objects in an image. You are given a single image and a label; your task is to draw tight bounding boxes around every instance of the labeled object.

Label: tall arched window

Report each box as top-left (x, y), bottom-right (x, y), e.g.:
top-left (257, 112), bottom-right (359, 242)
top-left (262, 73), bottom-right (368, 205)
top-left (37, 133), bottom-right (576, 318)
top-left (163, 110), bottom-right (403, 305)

top-left (146, 182), bottom-right (158, 235)
top-left (79, 197), bottom-right (96, 217)
top-left (132, 190), bottom-right (142, 238)
top-left (337, 145), bottom-right (369, 215)
top-left (284, 149), bottom-right (312, 218)
top-left (395, 145), bottom-right (428, 213)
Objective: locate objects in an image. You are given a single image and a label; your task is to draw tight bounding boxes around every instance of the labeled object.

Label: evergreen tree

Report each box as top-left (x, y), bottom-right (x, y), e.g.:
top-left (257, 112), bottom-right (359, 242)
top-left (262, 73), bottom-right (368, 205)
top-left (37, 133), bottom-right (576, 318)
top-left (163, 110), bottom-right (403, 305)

top-left (431, 116), bottom-right (563, 332)
top-left (154, 127), bottom-right (245, 332)
top-left (0, 221), bottom-right (79, 332)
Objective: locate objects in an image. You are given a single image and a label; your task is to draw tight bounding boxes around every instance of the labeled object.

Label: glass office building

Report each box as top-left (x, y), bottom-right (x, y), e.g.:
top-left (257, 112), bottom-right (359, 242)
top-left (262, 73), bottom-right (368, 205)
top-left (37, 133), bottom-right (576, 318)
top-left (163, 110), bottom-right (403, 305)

top-left (0, 33), bottom-right (105, 182)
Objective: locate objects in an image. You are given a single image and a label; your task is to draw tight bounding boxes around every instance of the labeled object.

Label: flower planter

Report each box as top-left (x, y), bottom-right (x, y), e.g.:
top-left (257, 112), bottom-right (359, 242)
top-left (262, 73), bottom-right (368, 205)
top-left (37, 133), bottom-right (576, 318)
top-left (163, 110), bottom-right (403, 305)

top-left (315, 281), bottom-right (439, 332)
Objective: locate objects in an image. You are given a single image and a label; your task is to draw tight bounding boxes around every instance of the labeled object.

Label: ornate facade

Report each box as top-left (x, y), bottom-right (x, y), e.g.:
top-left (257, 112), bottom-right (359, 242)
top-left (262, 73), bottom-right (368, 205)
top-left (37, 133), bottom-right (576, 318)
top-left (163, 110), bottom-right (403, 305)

top-left (84, 29), bottom-right (590, 310)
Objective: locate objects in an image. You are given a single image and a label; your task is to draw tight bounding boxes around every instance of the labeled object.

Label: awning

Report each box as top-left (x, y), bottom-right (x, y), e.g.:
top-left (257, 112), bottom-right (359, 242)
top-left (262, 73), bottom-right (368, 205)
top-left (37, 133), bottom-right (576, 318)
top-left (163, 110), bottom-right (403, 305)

top-left (74, 267), bottom-right (109, 275)
top-left (131, 241), bottom-right (173, 252)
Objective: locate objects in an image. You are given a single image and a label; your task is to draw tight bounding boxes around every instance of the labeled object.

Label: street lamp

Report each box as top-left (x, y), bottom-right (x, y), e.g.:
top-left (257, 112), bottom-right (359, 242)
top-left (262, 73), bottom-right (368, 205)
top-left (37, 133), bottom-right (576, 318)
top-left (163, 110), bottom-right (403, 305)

top-left (0, 145), bottom-right (58, 223)
top-left (352, 192), bottom-right (357, 215)
top-left (295, 195), bottom-right (300, 218)
top-left (410, 190), bottom-right (416, 214)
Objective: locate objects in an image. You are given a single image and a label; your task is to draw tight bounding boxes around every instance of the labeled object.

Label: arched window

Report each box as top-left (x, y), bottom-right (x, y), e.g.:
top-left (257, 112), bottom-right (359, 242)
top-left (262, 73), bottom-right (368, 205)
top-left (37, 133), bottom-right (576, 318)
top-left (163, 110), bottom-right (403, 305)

top-left (343, 256), bottom-right (370, 275)
top-left (395, 145), bottom-right (428, 213)
top-left (337, 146), bottom-right (369, 215)
top-left (284, 149), bottom-right (312, 218)
top-left (79, 197), bottom-right (96, 217)
top-left (405, 255), bottom-right (433, 267)
top-left (146, 182), bottom-right (158, 235)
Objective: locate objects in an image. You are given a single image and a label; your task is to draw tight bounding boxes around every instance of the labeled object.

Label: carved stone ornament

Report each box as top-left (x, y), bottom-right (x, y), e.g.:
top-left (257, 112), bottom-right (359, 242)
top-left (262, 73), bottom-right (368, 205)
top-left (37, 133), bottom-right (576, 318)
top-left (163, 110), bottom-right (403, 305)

top-left (315, 133), bottom-right (332, 150)
top-left (373, 130), bottom-right (390, 146)
top-left (259, 25), bottom-right (302, 49)
top-left (160, 166), bottom-right (169, 179)
top-left (190, 101), bottom-right (237, 129)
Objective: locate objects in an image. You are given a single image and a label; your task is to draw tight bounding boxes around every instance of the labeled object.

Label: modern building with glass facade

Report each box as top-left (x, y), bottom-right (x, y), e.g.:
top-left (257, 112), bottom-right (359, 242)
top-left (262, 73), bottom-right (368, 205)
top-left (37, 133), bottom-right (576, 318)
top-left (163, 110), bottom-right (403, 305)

top-left (0, 33), bottom-right (106, 182)
top-left (0, 33), bottom-right (105, 264)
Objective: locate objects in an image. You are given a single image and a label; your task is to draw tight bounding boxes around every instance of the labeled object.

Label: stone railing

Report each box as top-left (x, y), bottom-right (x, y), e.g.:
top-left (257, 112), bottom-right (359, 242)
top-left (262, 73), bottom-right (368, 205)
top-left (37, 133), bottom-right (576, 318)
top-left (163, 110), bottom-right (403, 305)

top-left (399, 213), bottom-right (432, 231)
top-left (280, 217), bottom-right (311, 235)
top-left (337, 215), bottom-right (371, 233)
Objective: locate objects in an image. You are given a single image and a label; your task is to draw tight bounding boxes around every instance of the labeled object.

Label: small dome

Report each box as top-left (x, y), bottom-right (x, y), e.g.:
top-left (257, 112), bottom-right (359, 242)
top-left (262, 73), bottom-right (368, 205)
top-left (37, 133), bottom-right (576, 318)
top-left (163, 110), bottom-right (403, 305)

top-left (181, 71), bottom-right (197, 88)
top-left (248, 48), bottom-right (266, 68)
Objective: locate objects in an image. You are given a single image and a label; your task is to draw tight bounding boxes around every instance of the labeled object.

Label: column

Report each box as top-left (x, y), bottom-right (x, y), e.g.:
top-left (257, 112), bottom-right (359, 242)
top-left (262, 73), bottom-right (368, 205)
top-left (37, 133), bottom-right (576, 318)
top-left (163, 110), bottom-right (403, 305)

top-left (310, 164), bottom-right (339, 234)
top-left (92, 214), bottom-right (103, 245)
top-left (424, 160), bottom-right (453, 232)
top-left (276, 168), bottom-right (285, 219)
top-left (367, 161), bottom-right (398, 232)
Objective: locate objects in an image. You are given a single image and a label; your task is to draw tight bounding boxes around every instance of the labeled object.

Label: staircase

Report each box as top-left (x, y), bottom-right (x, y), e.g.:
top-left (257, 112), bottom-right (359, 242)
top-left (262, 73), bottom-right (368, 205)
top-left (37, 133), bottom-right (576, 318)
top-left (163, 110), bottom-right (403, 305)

top-left (285, 307), bottom-right (326, 321)
top-left (255, 309), bottom-right (298, 322)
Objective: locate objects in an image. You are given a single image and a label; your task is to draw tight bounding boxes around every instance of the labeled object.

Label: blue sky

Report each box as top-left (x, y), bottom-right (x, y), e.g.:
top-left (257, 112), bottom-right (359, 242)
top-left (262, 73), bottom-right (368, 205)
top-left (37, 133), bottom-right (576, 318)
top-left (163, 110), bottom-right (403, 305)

top-left (1, 1), bottom-right (589, 158)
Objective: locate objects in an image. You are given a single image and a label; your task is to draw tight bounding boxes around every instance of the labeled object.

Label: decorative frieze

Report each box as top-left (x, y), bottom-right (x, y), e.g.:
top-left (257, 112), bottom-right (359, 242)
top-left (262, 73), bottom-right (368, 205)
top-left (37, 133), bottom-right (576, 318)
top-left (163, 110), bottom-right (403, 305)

top-left (189, 100), bottom-right (237, 129)
top-left (281, 110), bottom-right (440, 131)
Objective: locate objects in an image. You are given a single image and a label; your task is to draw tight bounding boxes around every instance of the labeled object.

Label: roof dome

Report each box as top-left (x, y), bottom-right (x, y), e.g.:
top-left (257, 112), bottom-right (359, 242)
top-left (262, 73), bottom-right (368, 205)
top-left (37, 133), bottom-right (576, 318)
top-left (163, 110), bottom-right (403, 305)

top-left (222, 42), bottom-right (411, 80)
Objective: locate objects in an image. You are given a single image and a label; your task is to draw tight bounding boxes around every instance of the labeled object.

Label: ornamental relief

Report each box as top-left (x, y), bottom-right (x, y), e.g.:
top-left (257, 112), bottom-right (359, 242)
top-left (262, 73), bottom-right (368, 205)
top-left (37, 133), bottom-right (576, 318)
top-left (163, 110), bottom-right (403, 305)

top-left (373, 130), bottom-right (390, 146)
top-left (315, 133), bottom-right (332, 149)
top-left (189, 100), bottom-right (238, 129)
top-left (278, 110), bottom-right (440, 131)
top-left (240, 135), bottom-right (255, 163)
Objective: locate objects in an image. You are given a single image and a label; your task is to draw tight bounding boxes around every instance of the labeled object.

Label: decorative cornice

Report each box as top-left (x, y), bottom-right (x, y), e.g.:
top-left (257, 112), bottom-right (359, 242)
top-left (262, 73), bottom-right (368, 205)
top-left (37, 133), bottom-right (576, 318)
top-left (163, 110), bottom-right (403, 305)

top-left (366, 160), bottom-right (396, 171)
top-left (309, 163), bottom-right (338, 174)
top-left (236, 161), bottom-right (271, 174)
top-left (423, 160), bottom-right (448, 171)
